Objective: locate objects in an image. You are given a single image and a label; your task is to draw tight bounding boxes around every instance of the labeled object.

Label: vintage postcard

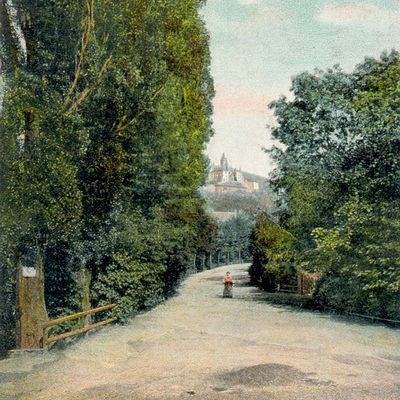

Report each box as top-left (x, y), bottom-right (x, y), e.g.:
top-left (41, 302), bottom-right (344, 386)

top-left (0, 1), bottom-right (399, 399)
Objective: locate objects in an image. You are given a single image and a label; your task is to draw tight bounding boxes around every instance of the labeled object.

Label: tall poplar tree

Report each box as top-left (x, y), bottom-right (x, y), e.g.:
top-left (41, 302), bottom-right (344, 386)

top-left (0, 0), bottom-right (214, 351)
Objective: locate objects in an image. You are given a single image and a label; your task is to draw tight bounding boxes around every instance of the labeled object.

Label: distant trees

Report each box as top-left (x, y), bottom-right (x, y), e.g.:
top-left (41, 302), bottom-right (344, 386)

top-left (199, 178), bottom-right (275, 269)
top-left (214, 212), bottom-right (255, 266)
top-left (191, 211), bottom-right (254, 271)
top-left (202, 190), bottom-right (275, 215)
top-left (249, 214), bottom-right (295, 291)
top-left (0, 0), bottom-right (214, 352)
top-left (253, 51), bottom-right (400, 319)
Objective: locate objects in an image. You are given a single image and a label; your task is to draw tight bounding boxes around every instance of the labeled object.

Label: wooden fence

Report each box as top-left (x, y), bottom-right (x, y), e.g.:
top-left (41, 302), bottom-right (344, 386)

top-left (275, 272), bottom-right (321, 295)
top-left (297, 272), bottom-right (320, 295)
top-left (42, 304), bottom-right (117, 348)
top-left (276, 283), bottom-right (298, 293)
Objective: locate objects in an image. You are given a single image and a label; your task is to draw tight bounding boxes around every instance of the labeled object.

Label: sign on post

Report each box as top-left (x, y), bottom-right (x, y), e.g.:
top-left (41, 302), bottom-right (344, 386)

top-left (22, 267), bottom-right (37, 278)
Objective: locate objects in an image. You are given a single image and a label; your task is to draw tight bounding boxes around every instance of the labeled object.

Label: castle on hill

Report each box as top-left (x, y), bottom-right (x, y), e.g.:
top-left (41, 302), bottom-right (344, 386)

top-left (205, 153), bottom-right (267, 193)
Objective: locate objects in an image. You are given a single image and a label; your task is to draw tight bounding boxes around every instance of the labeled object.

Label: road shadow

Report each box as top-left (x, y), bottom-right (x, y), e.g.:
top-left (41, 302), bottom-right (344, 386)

top-left (215, 363), bottom-right (335, 388)
top-left (239, 276), bottom-right (400, 330)
top-left (247, 292), bottom-right (400, 330)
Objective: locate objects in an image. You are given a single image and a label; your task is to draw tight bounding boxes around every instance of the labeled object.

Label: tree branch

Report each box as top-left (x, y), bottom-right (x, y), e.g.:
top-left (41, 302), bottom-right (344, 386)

top-left (0, 0), bottom-right (21, 74)
top-left (114, 75), bottom-right (171, 135)
top-left (64, 0), bottom-right (94, 108)
top-left (64, 55), bottom-right (112, 116)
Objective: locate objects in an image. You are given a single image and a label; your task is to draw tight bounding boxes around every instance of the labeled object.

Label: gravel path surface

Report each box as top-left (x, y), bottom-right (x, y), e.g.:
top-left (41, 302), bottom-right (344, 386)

top-left (1, 264), bottom-right (400, 400)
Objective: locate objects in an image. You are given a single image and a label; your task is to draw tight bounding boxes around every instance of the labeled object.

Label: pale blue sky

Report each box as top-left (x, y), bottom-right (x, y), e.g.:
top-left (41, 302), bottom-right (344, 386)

top-left (202, 0), bottom-right (400, 176)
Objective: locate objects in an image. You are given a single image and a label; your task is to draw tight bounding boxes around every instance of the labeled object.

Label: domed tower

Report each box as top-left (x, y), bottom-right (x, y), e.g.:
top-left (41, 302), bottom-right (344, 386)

top-left (220, 153), bottom-right (228, 171)
top-left (220, 153), bottom-right (230, 182)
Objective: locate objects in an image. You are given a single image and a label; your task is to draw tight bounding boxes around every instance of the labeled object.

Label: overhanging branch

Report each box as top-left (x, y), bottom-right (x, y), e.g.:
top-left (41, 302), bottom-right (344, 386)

top-left (64, 0), bottom-right (94, 108)
top-left (64, 54), bottom-right (112, 116)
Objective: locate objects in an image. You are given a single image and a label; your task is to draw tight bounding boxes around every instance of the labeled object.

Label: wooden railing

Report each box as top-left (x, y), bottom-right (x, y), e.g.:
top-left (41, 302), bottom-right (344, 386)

top-left (42, 304), bottom-right (117, 348)
top-left (276, 284), bottom-right (298, 293)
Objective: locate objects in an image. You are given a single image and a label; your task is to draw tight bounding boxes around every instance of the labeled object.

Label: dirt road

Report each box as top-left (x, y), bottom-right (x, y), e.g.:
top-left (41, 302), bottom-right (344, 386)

top-left (1, 264), bottom-right (400, 400)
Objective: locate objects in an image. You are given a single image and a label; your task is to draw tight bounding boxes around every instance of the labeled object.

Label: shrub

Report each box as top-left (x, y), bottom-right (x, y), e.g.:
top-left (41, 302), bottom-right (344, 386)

top-left (249, 213), bottom-right (296, 290)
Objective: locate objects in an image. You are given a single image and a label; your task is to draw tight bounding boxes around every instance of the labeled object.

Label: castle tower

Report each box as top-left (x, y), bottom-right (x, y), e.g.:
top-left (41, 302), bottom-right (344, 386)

top-left (220, 153), bottom-right (228, 171)
top-left (220, 153), bottom-right (230, 182)
top-left (234, 169), bottom-right (244, 184)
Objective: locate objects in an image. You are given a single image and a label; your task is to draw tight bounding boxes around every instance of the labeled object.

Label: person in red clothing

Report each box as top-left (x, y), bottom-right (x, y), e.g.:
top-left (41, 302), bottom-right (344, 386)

top-left (223, 271), bottom-right (234, 298)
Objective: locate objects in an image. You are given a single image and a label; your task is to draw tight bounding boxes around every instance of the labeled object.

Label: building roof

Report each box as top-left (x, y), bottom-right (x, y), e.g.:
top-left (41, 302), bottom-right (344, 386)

top-left (207, 154), bottom-right (269, 192)
top-left (241, 171), bottom-right (268, 183)
top-left (210, 165), bottom-right (234, 173)
top-left (215, 181), bottom-right (247, 189)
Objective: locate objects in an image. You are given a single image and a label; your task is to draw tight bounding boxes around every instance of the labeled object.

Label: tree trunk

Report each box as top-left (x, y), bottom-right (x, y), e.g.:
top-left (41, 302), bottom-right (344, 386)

top-left (0, 259), bottom-right (8, 354)
top-left (24, 110), bottom-right (38, 145)
top-left (16, 108), bottom-right (48, 349)
top-left (0, 254), bottom-right (16, 355)
top-left (0, 0), bottom-right (20, 74)
top-left (16, 253), bottom-right (47, 349)
top-left (75, 267), bottom-right (92, 325)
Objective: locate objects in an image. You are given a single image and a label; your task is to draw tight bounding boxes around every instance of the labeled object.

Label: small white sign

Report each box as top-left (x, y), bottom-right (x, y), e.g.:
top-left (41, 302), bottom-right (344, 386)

top-left (22, 267), bottom-right (37, 278)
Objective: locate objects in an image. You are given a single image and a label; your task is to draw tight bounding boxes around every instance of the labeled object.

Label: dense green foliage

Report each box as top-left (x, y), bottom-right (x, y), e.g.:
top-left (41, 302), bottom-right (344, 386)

top-left (201, 189), bottom-right (275, 215)
top-left (249, 213), bottom-right (295, 291)
top-left (200, 186), bottom-right (275, 268)
top-left (214, 212), bottom-right (254, 266)
top-left (259, 51), bottom-right (400, 319)
top-left (0, 0), bottom-right (214, 353)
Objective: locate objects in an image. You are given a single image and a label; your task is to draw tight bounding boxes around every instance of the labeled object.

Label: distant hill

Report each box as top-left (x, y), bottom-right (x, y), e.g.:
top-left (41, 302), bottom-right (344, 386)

top-left (201, 189), bottom-right (276, 218)
top-left (204, 153), bottom-right (270, 194)
top-left (201, 154), bottom-right (276, 220)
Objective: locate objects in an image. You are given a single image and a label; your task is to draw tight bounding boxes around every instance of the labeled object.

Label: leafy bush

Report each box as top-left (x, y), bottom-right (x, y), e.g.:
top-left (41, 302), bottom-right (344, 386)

top-left (260, 292), bottom-right (313, 308)
top-left (93, 259), bottom-right (166, 322)
top-left (313, 273), bottom-right (400, 320)
top-left (249, 213), bottom-right (296, 291)
top-left (266, 52), bottom-right (400, 319)
top-left (312, 198), bottom-right (400, 319)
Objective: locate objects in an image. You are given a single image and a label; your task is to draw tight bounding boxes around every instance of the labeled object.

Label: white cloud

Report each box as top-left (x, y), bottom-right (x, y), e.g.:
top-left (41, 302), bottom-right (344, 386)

top-left (203, 5), bottom-right (288, 35)
top-left (236, 1), bottom-right (287, 23)
top-left (238, 0), bottom-right (261, 6)
top-left (318, 4), bottom-right (400, 32)
top-left (256, 6), bottom-right (287, 23)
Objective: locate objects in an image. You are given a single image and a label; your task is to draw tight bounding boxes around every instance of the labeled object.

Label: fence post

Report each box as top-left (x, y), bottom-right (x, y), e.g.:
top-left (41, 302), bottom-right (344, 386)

top-left (297, 273), bottom-right (303, 295)
top-left (16, 256), bottom-right (48, 350)
top-left (42, 326), bottom-right (49, 349)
